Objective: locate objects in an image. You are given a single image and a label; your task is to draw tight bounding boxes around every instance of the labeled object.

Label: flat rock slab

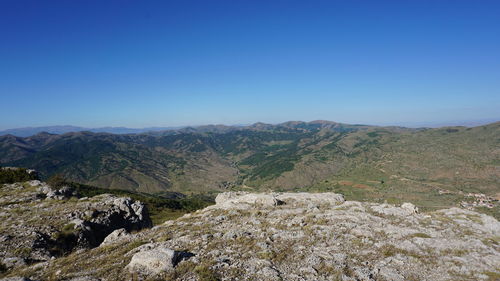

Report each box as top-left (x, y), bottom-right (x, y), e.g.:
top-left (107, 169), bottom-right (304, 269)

top-left (214, 191), bottom-right (345, 209)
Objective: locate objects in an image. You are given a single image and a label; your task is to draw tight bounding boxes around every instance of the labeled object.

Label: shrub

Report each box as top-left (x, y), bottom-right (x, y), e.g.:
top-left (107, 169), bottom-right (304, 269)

top-left (0, 167), bottom-right (38, 184)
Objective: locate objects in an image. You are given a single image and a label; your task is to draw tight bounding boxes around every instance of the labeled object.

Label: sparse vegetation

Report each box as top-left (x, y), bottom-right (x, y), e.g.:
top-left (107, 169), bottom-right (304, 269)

top-left (2, 189), bottom-right (498, 280)
top-left (64, 181), bottom-right (214, 225)
top-left (410, 232), bottom-right (432, 238)
top-left (0, 167), bottom-right (38, 184)
top-left (484, 271), bottom-right (500, 281)
top-left (46, 174), bottom-right (68, 188)
top-left (195, 265), bottom-right (220, 281)
top-left (50, 223), bottom-right (78, 257)
top-left (1, 122), bottom-right (498, 219)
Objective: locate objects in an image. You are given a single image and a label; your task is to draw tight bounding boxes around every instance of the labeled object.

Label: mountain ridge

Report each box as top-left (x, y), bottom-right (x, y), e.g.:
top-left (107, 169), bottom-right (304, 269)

top-left (0, 121), bottom-right (498, 216)
top-left (0, 125), bottom-right (180, 137)
top-left (3, 119), bottom-right (497, 137)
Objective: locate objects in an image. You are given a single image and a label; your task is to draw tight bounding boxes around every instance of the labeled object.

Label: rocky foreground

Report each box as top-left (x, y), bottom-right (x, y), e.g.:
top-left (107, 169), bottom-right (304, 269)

top-left (1, 185), bottom-right (499, 281)
top-left (0, 180), bottom-right (151, 275)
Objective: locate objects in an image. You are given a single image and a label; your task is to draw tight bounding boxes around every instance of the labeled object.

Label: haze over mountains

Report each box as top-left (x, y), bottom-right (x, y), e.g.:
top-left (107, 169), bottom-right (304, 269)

top-left (1, 118), bottom-right (498, 137)
top-left (0, 125), bottom-right (180, 137)
top-left (1, 120), bottom-right (498, 214)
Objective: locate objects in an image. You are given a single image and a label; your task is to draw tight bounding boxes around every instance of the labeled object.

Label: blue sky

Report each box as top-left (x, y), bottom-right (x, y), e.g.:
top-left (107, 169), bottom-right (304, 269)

top-left (0, 0), bottom-right (499, 130)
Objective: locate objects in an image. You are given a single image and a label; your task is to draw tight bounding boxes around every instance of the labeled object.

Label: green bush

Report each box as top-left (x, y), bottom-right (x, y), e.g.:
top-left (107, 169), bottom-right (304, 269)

top-left (0, 167), bottom-right (38, 184)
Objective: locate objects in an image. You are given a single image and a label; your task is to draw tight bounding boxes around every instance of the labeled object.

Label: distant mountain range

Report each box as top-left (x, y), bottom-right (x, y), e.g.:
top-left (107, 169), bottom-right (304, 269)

top-left (0, 125), bottom-right (184, 137)
top-left (1, 120), bottom-right (498, 212)
top-left (2, 118), bottom-right (498, 137)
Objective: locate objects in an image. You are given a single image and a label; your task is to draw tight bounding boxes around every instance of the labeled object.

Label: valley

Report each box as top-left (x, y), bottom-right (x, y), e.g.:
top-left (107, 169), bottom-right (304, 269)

top-left (1, 121), bottom-right (498, 217)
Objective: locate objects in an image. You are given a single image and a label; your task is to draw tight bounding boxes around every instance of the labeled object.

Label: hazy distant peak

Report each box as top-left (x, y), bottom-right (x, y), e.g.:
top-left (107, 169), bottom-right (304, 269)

top-left (2, 119), bottom-right (498, 137)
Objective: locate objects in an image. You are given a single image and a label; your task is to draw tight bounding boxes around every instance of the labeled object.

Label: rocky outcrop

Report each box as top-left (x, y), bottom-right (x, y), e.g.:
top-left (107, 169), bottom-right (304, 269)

top-left (3, 192), bottom-right (500, 281)
top-left (0, 181), bottom-right (152, 272)
top-left (68, 195), bottom-right (152, 249)
top-left (371, 202), bottom-right (419, 216)
top-left (214, 192), bottom-right (284, 209)
top-left (128, 193), bottom-right (500, 280)
top-left (213, 191), bottom-right (344, 209)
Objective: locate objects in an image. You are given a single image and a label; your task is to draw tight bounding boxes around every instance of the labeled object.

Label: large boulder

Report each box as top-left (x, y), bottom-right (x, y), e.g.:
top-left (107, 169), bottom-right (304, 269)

top-left (213, 192), bottom-right (344, 209)
top-left (214, 192), bottom-right (283, 209)
top-left (371, 202), bottom-right (420, 217)
top-left (401, 202), bottom-right (419, 214)
top-left (126, 245), bottom-right (194, 275)
top-left (71, 195), bottom-right (152, 249)
top-left (276, 192), bottom-right (345, 208)
top-left (38, 184), bottom-right (78, 200)
top-left (100, 228), bottom-right (130, 246)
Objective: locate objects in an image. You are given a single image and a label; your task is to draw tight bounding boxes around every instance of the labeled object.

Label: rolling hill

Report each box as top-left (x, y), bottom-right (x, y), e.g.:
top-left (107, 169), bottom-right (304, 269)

top-left (0, 120), bottom-right (498, 212)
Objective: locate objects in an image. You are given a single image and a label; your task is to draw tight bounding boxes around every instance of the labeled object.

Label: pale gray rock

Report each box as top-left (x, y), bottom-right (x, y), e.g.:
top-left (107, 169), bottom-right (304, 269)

top-left (213, 191), bottom-right (344, 210)
top-left (36, 184), bottom-right (52, 195)
top-left (2, 191), bottom-right (499, 281)
top-left (276, 192), bottom-right (345, 207)
top-left (27, 180), bottom-right (42, 187)
top-left (100, 228), bottom-right (130, 246)
top-left (1, 257), bottom-right (26, 268)
top-left (0, 181), bottom-right (153, 272)
top-left (376, 266), bottom-right (405, 281)
top-left (371, 203), bottom-right (418, 217)
top-left (43, 185), bottom-right (77, 200)
top-left (68, 277), bottom-right (101, 281)
top-left (214, 192), bottom-right (283, 209)
top-left (401, 202), bottom-right (419, 214)
top-left (126, 246), bottom-right (194, 275)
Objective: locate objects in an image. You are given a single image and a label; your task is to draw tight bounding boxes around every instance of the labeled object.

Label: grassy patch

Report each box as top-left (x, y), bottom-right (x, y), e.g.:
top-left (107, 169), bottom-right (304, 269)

top-left (149, 209), bottom-right (186, 225)
top-left (484, 271), bottom-right (500, 281)
top-left (441, 248), bottom-right (468, 256)
top-left (195, 265), bottom-right (220, 281)
top-left (481, 236), bottom-right (500, 247)
top-left (257, 251), bottom-right (274, 260)
top-left (12, 247), bottom-right (32, 258)
top-left (380, 244), bottom-right (409, 257)
top-left (475, 206), bottom-right (500, 220)
top-left (410, 233), bottom-right (432, 239)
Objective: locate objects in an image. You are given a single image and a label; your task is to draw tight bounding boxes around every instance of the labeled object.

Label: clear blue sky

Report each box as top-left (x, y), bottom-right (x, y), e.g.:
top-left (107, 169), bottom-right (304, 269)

top-left (1, 0), bottom-right (499, 130)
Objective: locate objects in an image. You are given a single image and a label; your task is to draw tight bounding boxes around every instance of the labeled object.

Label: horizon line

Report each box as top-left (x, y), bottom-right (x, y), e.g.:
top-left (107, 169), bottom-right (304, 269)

top-left (1, 118), bottom-right (499, 133)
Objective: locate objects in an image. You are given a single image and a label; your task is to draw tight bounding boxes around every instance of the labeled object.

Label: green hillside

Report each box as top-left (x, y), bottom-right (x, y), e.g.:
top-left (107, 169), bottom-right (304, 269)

top-left (1, 121), bottom-right (498, 214)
